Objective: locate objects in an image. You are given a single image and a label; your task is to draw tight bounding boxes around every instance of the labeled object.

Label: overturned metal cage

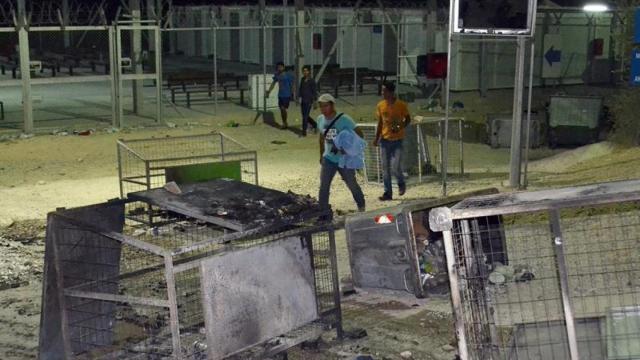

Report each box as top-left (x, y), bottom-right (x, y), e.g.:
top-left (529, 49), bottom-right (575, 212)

top-left (117, 133), bottom-right (259, 198)
top-left (429, 180), bottom-right (640, 360)
top-left (39, 180), bottom-right (341, 360)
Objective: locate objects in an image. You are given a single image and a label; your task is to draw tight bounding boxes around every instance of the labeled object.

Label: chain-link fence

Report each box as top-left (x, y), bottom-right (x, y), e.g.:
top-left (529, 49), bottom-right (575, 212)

top-left (27, 28), bottom-right (113, 132)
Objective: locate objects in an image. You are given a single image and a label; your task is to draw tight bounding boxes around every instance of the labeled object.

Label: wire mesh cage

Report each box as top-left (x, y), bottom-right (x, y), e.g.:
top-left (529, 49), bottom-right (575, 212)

top-left (429, 180), bottom-right (640, 360)
top-left (117, 132), bottom-right (258, 196)
top-left (40, 191), bottom-right (341, 359)
top-left (361, 117), bottom-right (464, 187)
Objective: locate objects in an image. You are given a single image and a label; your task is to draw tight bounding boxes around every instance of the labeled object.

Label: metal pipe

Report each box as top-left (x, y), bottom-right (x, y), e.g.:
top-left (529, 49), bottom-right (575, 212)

top-left (549, 210), bottom-right (580, 360)
top-left (213, 26), bottom-right (218, 114)
top-left (509, 36), bottom-right (526, 188)
top-left (263, 15), bottom-right (268, 114)
top-left (443, 2), bottom-right (454, 197)
top-left (155, 26), bottom-right (162, 123)
top-left (522, 38), bottom-right (535, 189)
top-left (395, 20), bottom-right (400, 89)
top-left (352, 16), bottom-right (357, 105)
top-left (459, 118), bottom-right (464, 178)
top-left (154, 20), bottom-right (430, 32)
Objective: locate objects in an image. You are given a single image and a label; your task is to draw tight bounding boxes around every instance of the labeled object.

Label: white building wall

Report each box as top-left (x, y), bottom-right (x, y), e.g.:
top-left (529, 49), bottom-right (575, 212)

top-left (167, 6), bottom-right (614, 91)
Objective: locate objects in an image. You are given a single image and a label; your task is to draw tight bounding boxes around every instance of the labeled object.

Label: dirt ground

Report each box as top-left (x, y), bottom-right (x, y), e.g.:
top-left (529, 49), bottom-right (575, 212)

top-left (1, 89), bottom-right (640, 359)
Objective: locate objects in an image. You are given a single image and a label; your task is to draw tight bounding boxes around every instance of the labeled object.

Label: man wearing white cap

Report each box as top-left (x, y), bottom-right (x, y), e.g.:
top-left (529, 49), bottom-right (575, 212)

top-left (317, 93), bottom-right (366, 215)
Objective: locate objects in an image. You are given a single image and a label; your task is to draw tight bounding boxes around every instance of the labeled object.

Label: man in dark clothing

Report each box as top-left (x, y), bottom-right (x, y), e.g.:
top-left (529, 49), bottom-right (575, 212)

top-left (298, 65), bottom-right (318, 137)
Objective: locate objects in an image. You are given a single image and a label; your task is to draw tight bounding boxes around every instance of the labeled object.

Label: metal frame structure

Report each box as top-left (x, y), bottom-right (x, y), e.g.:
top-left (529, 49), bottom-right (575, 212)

top-left (429, 179), bottom-right (640, 359)
top-left (117, 132), bottom-right (259, 201)
top-left (444, 0), bottom-right (538, 192)
top-left (451, 0), bottom-right (537, 36)
top-left (361, 116), bottom-right (465, 194)
top-left (39, 193), bottom-right (342, 359)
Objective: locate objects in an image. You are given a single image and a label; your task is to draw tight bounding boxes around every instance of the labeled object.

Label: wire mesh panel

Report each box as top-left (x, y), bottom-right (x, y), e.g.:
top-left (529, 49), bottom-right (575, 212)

top-left (361, 118), bottom-right (463, 189)
top-left (40, 182), bottom-right (341, 359)
top-left (429, 180), bottom-right (640, 360)
top-left (118, 133), bottom-right (258, 199)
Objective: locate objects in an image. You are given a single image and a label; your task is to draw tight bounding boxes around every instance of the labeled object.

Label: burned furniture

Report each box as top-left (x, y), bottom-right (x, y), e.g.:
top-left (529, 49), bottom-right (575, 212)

top-left (429, 180), bottom-right (640, 360)
top-left (39, 179), bottom-right (342, 359)
top-left (345, 188), bottom-right (501, 298)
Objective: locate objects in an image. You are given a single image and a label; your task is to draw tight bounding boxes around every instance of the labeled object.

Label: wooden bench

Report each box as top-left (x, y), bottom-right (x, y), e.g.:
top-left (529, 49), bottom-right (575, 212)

top-left (169, 84), bottom-right (247, 108)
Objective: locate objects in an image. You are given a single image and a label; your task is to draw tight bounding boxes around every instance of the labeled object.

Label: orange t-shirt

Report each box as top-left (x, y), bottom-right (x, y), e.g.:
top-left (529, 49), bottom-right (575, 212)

top-left (376, 99), bottom-right (410, 141)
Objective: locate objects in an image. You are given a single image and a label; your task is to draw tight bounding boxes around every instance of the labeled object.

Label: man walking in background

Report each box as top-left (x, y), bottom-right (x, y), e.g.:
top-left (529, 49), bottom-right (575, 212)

top-left (317, 93), bottom-right (366, 215)
top-left (373, 81), bottom-right (411, 201)
top-left (266, 62), bottom-right (294, 129)
top-left (298, 65), bottom-right (318, 137)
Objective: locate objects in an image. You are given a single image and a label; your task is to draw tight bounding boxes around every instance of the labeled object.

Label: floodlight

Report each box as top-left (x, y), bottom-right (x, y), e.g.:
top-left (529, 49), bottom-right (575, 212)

top-left (583, 3), bottom-right (609, 12)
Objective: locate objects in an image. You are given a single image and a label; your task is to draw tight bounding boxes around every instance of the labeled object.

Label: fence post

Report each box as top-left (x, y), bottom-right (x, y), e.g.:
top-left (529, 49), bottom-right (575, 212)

top-left (549, 209), bottom-right (580, 360)
top-left (18, 27), bottom-right (33, 133)
top-left (430, 207), bottom-right (468, 359)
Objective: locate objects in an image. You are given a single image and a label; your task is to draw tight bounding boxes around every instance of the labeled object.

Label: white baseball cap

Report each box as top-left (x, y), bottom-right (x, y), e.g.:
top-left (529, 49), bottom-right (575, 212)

top-left (317, 93), bottom-right (336, 104)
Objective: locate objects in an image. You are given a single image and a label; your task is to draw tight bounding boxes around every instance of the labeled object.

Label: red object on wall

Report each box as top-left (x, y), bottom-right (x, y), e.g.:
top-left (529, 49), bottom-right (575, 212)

top-left (592, 38), bottom-right (604, 57)
top-left (426, 53), bottom-right (448, 79)
top-left (313, 33), bottom-right (322, 50)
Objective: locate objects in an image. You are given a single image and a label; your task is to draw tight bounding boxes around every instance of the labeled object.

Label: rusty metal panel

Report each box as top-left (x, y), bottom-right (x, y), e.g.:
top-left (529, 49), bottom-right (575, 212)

top-left (200, 236), bottom-right (318, 360)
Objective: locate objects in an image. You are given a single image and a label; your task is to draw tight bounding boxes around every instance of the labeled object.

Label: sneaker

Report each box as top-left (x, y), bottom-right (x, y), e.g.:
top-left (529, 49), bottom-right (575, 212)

top-left (399, 184), bottom-right (406, 196)
top-left (379, 193), bottom-right (393, 201)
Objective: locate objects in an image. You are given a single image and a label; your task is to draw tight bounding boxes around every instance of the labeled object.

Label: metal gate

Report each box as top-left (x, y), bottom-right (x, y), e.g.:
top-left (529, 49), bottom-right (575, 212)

top-left (113, 23), bottom-right (162, 127)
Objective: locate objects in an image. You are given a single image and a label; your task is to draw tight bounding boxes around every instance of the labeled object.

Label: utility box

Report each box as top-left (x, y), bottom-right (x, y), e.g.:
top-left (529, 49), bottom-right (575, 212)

top-left (345, 188), bottom-right (505, 298)
top-left (249, 73), bottom-right (279, 110)
top-left (486, 113), bottom-right (543, 149)
top-left (548, 95), bottom-right (603, 147)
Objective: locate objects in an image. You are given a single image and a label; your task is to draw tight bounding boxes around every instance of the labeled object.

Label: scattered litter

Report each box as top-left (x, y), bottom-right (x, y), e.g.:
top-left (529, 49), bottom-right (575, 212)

top-left (204, 190), bottom-right (320, 228)
top-left (51, 129), bottom-right (68, 136)
top-left (489, 264), bottom-right (535, 284)
top-left (193, 341), bottom-right (207, 353)
top-left (77, 158), bottom-right (84, 163)
top-left (400, 351), bottom-right (413, 359)
top-left (442, 344), bottom-right (456, 352)
top-left (344, 328), bottom-right (368, 340)
top-left (19, 133), bottom-right (34, 139)
top-left (488, 272), bottom-right (506, 285)
top-left (105, 127), bottom-right (120, 134)
top-left (164, 181), bottom-right (182, 195)
top-left (132, 229), bottom-right (146, 237)
top-left (352, 355), bottom-right (374, 360)
top-left (75, 129), bottom-right (93, 136)
top-left (37, 180), bottom-right (46, 186)
top-left (166, 122), bottom-right (177, 128)
top-left (271, 140), bottom-right (287, 145)
top-left (226, 120), bottom-right (240, 128)
top-left (452, 101), bottom-right (464, 111)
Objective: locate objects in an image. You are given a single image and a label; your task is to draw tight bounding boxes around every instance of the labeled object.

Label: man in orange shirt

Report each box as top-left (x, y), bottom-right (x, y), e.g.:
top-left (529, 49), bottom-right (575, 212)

top-left (373, 81), bottom-right (411, 201)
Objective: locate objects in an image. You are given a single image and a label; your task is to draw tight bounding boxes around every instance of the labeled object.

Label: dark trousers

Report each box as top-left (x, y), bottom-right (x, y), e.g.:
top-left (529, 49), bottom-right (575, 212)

top-left (301, 102), bottom-right (318, 134)
top-left (319, 159), bottom-right (365, 213)
top-left (380, 139), bottom-right (405, 196)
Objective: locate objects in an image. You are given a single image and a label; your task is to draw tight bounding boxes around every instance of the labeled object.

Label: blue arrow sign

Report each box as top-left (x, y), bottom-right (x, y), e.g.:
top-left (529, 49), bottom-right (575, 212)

top-left (545, 46), bottom-right (562, 66)
top-left (631, 49), bottom-right (640, 86)
top-left (635, 8), bottom-right (640, 44)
